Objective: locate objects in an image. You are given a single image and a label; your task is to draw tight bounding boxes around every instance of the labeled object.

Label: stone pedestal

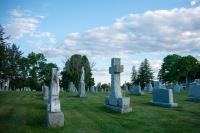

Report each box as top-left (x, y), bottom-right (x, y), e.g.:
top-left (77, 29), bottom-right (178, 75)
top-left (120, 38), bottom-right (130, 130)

top-left (46, 112), bottom-right (64, 128)
top-left (150, 89), bottom-right (178, 107)
top-left (105, 58), bottom-right (132, 113)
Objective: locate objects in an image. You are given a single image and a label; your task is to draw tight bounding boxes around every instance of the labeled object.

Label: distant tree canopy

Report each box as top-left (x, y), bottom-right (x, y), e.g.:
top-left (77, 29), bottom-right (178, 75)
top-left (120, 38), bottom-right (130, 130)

top-left (61, 54), bottom-right (94, 90)
top-left (158, 54), bottom-right (200, 87)
top-left (131, 66), bottom-right (138, 84)
top-left (0, 25), bottom-right (58, 91)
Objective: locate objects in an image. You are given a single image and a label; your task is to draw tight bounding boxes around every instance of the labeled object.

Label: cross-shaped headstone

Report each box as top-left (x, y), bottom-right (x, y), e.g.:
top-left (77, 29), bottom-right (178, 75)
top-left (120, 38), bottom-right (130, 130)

top-left (109, 58), bottom-right (123, 99)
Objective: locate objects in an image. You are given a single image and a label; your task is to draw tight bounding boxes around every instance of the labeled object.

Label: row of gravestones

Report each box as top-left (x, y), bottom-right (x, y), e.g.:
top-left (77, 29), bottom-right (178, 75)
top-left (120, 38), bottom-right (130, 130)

top-left (0, 87), bottom-right (33, 92)
top-left (124, 82), bottom-right (184, 95)
top-left (42, 58), bottom-right (200, 128)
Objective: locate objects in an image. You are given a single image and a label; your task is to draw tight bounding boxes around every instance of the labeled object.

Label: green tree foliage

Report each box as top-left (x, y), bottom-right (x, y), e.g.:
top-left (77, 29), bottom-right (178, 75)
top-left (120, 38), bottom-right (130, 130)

top-left (138, 58), bottom-right (154, 89)
top-left (158, 54), bottom-right (200, 87)
top-left (0, 25), bottom-right (10, 80)
top-left (158, 54), bottom-right (181, 83)
top-left (131, 66), bottom-right (138, 84)
top-left (61, 54), bottom-right (94, 89)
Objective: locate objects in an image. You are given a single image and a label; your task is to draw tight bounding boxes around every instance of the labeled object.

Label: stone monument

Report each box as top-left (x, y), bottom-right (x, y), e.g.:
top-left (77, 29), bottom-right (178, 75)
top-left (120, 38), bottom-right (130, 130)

top-left (90, 86), bottom-right (95, 93)
top-left (188, 81), bottom-right (200, 101)
top-left (144, 82), bottom-right (153, 92)
top-left (78, 66), bottom-right (86, 97)
top-left (150, 89), bottom-right (178, 107)
top-left (105, 58), bottom-right (132, 113)
top-left (46, 68), bottom-right (64, 128)
top-left (43, 85), bottom-right (49, 100)
top-left (130, 85), bottom-right (144, 95)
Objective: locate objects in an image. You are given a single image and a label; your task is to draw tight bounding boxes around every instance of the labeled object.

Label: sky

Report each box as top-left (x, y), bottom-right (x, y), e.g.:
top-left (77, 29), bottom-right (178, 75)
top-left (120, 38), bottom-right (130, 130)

top-left (0, 0), bottom-right (200, 84)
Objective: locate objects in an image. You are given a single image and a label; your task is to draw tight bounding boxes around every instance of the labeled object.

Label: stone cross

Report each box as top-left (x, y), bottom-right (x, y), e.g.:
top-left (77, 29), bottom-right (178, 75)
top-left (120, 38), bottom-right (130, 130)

top-left (109, 58), bottom-right (124, 99)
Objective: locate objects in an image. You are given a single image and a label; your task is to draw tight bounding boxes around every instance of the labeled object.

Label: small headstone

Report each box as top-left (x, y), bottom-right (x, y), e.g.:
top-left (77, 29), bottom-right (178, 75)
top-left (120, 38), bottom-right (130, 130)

top-left (78, 66), bottom-right (86, 97)
top-left (90, 86), bottom-right (95, 93)
top-left (105, 58), bottom-right (132, 113)
top-left (150, 89), bottom-right (178, 107)
top-left (46, 68), bottom-right (64, 128)
top-left (130, 85), bottom-right (144, 95)
top-left (144, 82), bottom-right (153, 92)
top-left (68, 82), bottom-right (76, 92)
top-left (187, 81), bottom-right (200, 101)
top-left (16, 89), bottom-right (20, 91)
top-left (43, 85), bottom-right (49, 100)
top-left (123, 83), bottom-right (129, 92)
top-left (173, 83), bottom-right (181, 93)
top-left (154, 81), bottom-right (162, 89)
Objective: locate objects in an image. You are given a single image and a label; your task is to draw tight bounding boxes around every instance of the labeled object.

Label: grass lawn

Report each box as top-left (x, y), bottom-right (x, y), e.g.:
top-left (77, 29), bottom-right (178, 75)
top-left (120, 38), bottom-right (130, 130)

top-left (0, 90), bottom-right (200, 133)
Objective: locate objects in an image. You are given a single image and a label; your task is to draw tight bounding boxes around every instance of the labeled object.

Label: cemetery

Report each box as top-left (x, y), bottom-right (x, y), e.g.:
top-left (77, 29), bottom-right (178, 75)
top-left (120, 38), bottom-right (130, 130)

top-left (1, 1), bottom-right (200, 133)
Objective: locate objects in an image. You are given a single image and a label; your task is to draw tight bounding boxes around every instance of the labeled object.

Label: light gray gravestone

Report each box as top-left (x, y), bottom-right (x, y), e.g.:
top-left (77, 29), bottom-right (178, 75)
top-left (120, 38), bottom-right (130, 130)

top-left (150, 89), bottom-right (178, 107)
top-left (187, 81), bottom-right (200, 101)
top-left (43, 85), bottom-right (49, 100)
top-left (105, 58), bottom-right (132, 113)
top-left (90, 86), bottom-right (95, 93)
top-left (130, 85), bottom-right (144, 95)
top-left (78, 66), bottom-right (86, 97)
top-left (144, 82), bottom-right (153, 92)
top-left (46, 68), bottom-right (64, 128)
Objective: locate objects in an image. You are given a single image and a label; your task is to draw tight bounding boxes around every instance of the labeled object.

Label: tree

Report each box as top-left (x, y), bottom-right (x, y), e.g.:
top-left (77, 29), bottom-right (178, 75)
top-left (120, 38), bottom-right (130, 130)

top-left (138, 58), bottom-right (154, 89)
top-left (178, 55), bottom-right (199, 88)
top-left (131, 65), bottom-right (138, 84)
top-left (0, 25), bottom-right (10, 81)
top-left (61, 54), bottom-right (94, 90)
top-left (158, 54), bottom-right (181, 83)
top-left (26, 52), bottom-right (47, 90)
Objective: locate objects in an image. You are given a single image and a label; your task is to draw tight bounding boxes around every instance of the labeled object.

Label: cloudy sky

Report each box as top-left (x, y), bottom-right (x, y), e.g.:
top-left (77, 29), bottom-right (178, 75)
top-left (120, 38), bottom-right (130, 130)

top-left (0, 0), bottom-right (200, 84)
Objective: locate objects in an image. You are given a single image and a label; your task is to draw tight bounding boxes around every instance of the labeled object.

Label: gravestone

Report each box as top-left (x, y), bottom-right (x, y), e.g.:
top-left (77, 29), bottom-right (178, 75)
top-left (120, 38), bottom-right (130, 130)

top-left (123, 83), bottom-right (129, 92)
top-left (78, 66), bottom-right (86, 97)
top-left (173, 83), bottom-right (181, 93)
top-left (154, 81), bottom-right (162, 89)
top-left (43, 85), bottom-right (49, 100)
top-left (130, 85), bottom-right (143, 95)
top-left (150, 89), bottom-right (178, 107)
top-left (144, 82), bottom-right (153, 92)
top-left (105, 58), bottom-right (132, 113)
top-left (16, 89), bottom-right (20, 91)
top-left (68, 82), bottom-right (76, 92)
top-left (46, 68), bottom-right (64, 128)
top-left (90, 86), bottom-right (95, 93)
top-left (187, 81), bottom-right (200, 101)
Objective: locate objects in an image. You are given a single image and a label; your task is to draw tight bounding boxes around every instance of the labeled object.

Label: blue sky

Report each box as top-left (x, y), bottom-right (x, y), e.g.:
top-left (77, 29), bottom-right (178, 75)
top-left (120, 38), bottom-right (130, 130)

top-left (0, 0), bottom-right (200, 84)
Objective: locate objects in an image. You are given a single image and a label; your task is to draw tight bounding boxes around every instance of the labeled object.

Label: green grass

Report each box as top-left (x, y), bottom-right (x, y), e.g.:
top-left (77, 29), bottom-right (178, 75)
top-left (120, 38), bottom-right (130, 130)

top-left (0, 91), bottom-right (200, 133)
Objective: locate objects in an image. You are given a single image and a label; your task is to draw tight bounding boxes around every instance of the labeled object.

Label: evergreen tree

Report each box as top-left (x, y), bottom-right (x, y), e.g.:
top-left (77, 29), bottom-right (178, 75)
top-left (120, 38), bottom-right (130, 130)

top-left (138, 58), bottom-right (154, 89)
top-left (131, 65), bottom-right (138, 84)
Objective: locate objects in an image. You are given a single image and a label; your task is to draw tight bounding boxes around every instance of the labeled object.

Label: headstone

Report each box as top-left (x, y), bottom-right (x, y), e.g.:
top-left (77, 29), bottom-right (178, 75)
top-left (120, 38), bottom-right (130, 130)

top-left (154, 81), bottom-right (162, 89)
top-left (43, 85), bottom-right (49, 100)
top-left (173, 83), bottom-right (181, 93)
top-left (187, 82), bottom-right (200, 101)
top-left (123, 83), bottom-right (129, 92)
top-left (78, 66), bottom-right (86, 97)
top-left (150, 89), bottom-right (178, 107)
top-left (60, 87), bottom-right (63, 92)
top-left (68, 82), bottom-right (76, 92)
top-left (105, 58), bottom-right (132, 113)
top-left (46, 68), bottom-right (64, 128)
top-left (144, 82), bottom-right (153, 92)
top-left (16, 89), bottom-right (20, 91)
top-left (90, 86), bottom-right (95, 93)
top-left (130, 85), bottom-right (144, 95)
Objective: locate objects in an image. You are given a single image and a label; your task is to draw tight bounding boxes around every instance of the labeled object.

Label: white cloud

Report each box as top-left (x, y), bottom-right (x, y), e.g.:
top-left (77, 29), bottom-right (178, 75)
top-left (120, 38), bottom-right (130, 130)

top-left (190, 0), bottom-right (200, 6)
top-left (6, 18), bottom-right (40, 39)
top-left (42, 7), bottom-right (200, 60)
top-left (10, 9), bottom-right (32, 17)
